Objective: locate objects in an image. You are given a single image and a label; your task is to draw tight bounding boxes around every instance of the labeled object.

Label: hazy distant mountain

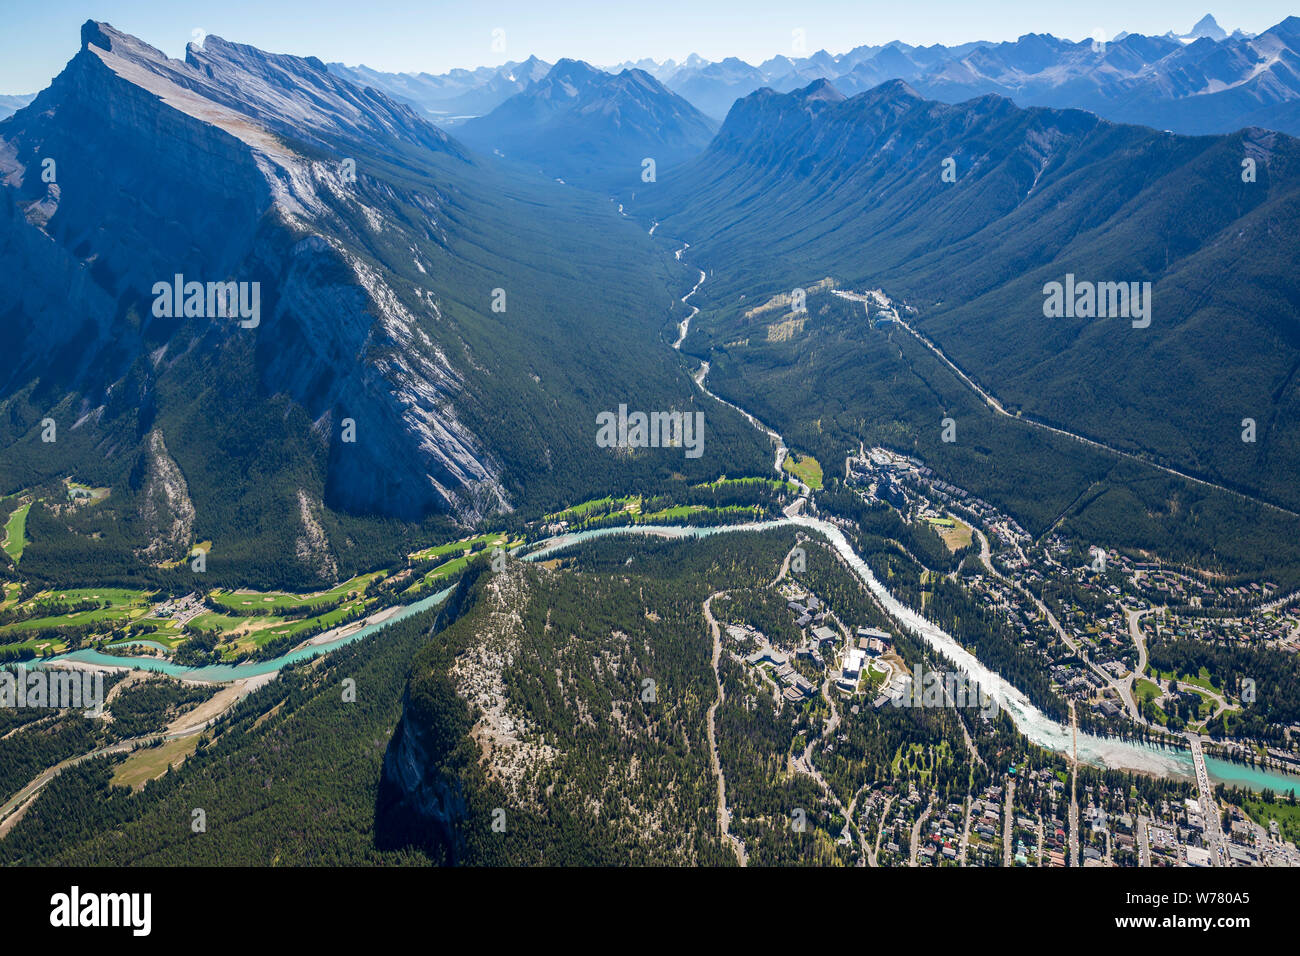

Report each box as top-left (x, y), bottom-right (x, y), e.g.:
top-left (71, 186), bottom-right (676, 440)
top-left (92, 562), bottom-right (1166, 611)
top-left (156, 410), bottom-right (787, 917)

top-left (320, 16), bottom-right (1300, 137)
top-left (912, 17), bottom-right (1300, 135)
top-left (327, 57), bottom-right (551, 120)
top-left (457, 59), bottom-right (717, 189)
top-left (663, 56), bottom-right (771, 119)
top-left (0, 94), bottom-right (34, 119)
top-left (1175, 14), bottom-right (1230, 41)
top-left (598, 16), bottom-right (1300, 137)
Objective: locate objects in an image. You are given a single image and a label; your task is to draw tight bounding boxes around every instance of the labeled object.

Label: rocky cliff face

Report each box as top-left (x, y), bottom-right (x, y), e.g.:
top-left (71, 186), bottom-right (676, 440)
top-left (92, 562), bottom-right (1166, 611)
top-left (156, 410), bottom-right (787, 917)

top-left (0, 21), bottom-right (505, 526)
top-left (134, 429), bottom-right (196, 563)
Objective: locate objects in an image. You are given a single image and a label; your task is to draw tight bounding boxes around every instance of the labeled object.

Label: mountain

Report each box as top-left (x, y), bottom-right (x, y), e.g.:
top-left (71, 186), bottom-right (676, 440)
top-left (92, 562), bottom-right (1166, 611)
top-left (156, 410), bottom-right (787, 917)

top-left (1178, 14), bottom-right (1230, 42)
top-left (457, 59), bottom-right (717, 190)
top-left (376, 530), bottom-right (953, 865)
top-left (335, 17), bottom-right (1300, 138)
top-left (0, 23), bottom-right (768, 587)
top-left (664, 56), bottom-right (771, 119)
top-left (909, 18), bottom-right (1300, 136)
top-left (327, 57), bottom-right (552, 121)
top-left (0, 94), bottom-right (34, 120)
top-left (637, 78), bottom-right (1300, 559)
top-left (602, 18), bottom-right (1300, 138)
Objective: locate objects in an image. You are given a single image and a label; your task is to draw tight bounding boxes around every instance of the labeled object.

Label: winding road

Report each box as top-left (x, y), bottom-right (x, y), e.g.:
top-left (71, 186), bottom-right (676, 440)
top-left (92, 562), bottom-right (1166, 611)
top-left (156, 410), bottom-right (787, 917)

top-left (702, 592), bottom-right (747, 866)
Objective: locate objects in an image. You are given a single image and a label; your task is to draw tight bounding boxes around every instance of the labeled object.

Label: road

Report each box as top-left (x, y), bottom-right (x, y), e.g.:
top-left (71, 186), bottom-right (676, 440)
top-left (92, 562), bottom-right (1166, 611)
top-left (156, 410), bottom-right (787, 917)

top-left (870, 795), bottom-right (894, 866)
top-left (959, 797), bottom-right (972, 866)
top-left (1137, 815), bottom-right (1152, 866)
top-left (1186, 733), bottom-right (1226, 866)
top-left (790, 673), bottom-right (859, 855)
top-left (890, 315), bottom-right (1300, 520)
top-left (1002, 781), bottom-right (1014, 866)
top-left (844, 784), bottom-right (874, 866)
top-left (1069, 702), bottom-right (1080, 867)
top-left (702, 592), bottom-right (747, 866)
top-left (911, 801), bottom-right (933, 866)
top-left (1118, 608), bottom-right (1152, 724)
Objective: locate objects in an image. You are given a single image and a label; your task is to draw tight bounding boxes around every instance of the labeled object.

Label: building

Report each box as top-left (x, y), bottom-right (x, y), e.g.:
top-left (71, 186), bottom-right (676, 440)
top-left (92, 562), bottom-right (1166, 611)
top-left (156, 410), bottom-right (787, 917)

top-left (1185, 845), bottom-right (1212, 867)
top-left (811, 624), bottom-right (837, 645)
top-left (860, 637), bottom-right (887, 656)
top-left (745, 646), bottom-right (788, 668)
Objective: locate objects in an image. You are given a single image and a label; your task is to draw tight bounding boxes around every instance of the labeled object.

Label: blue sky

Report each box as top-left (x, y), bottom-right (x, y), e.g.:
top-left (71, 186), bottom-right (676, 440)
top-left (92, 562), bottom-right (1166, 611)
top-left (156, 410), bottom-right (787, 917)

top-left (2, 1), bottom-right (1296, 94)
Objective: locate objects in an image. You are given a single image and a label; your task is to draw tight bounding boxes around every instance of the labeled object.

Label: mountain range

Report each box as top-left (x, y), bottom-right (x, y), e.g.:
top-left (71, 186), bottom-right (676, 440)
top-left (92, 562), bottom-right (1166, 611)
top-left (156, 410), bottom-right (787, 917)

top-left (327, 56), bottom-right (553, 121)
top-left (331, 16), bottom-right (1300, 138)
top-left (7, 16), bottom-right (1300, 588)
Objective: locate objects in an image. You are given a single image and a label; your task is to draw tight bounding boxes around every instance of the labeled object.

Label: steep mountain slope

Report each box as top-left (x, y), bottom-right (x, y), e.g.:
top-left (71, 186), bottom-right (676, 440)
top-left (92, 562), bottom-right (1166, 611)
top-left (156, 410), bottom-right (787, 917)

top-left (456, 59), bottom-right (717, 189)
top-left (377, 557), bottom-right (739, 864)
top-left (638, 78), bottom-right (1300, 527)
top-left (0, 23), bottom-right (768, 587)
